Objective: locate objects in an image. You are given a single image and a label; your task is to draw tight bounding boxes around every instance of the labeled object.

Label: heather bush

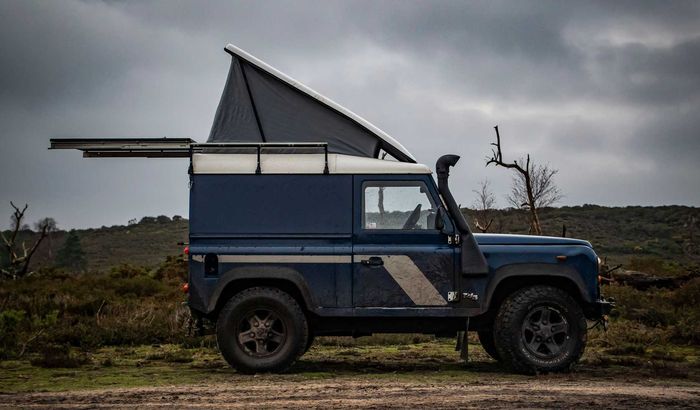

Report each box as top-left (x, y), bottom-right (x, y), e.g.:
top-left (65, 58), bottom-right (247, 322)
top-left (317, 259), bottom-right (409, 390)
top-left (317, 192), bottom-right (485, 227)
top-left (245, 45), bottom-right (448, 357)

top-left (0, 256), bottom-right (191, 358)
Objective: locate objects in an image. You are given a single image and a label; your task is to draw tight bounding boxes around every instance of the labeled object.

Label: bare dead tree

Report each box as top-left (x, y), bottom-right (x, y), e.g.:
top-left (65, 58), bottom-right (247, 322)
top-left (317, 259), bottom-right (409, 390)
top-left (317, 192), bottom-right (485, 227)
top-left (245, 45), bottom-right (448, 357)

top-left (0, 202), bottom-right (50, 280)
top-left (472, 179), bottom-right (496, 233)
top-left (34, 217), bottom-right (57, 258)
top-left (506, 162), bottom-right (563, 211)
top-left (377, 186), bottom-right (386, 226)
top-left (486, 126), bottom-right (562, 235)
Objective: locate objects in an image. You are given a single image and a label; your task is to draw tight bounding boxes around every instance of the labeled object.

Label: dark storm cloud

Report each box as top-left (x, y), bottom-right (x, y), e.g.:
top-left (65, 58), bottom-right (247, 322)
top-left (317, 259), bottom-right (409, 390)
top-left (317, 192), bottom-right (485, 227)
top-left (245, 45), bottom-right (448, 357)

top-left (0, 0), bottom-right (699, 229)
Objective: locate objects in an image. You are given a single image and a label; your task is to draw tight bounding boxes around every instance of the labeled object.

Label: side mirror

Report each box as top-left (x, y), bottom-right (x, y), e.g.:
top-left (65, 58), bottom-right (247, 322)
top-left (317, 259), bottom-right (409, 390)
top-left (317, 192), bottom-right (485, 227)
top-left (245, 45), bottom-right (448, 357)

top-left (435, 207), bottom-right (445, 230)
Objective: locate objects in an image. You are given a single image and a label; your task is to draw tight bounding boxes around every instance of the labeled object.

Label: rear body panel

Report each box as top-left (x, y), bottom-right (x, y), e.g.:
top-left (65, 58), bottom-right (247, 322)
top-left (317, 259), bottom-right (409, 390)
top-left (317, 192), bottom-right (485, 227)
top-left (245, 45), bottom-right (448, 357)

top-left (188, 174), bottom-right (353, 313)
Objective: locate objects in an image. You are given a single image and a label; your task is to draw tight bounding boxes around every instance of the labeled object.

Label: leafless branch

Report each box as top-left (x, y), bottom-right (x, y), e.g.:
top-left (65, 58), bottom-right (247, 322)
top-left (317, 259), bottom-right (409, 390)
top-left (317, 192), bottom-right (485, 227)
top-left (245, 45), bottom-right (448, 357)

top-left (472, 179), bottom-right (497, 233)
top-left (474, 218), bottom-right (494, 233)
top-left (1, 202), bottom-right (51, 280)
top-left (485, 126), bottom-right (562, 235)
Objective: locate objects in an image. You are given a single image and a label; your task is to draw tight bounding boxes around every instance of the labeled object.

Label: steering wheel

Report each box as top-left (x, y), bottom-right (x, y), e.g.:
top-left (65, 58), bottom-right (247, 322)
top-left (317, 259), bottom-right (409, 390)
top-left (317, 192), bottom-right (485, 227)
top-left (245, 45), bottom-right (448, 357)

top-left (402, 204), bottom-right (422, 230)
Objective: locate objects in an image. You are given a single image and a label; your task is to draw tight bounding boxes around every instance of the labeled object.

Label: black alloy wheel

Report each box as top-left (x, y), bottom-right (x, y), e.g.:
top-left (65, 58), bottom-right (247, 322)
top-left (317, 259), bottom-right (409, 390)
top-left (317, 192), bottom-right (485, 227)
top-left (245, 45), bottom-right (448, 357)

top-left (217, 287), bottom-right (308, 374)
top-left (520, 306), bottom-right (570, 359)
top-left (236, 309), bottom-right (287, 357)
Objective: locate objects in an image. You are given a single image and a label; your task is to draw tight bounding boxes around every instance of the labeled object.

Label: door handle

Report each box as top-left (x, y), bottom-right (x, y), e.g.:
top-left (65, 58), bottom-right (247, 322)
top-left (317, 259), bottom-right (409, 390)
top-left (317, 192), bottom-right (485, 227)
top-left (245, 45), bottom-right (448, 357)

top-left (361, 256), bottom-right (384, 266)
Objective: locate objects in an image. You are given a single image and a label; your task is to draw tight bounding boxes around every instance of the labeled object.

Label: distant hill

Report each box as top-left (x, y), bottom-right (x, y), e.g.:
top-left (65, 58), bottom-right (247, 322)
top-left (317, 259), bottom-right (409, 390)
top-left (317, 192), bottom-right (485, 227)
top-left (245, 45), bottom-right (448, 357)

top-left (3, 205), bottom-right (699, 272)
top-left (463, 205), bottom-right (699, 267)
top-left (5, 217), bottom-right (188, 271)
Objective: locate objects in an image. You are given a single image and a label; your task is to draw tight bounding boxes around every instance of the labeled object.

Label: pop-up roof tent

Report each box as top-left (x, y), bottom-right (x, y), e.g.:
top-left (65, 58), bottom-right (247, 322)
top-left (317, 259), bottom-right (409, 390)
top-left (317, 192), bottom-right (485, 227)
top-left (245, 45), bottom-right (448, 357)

top-left (208, 44), bottom-right (416, 163)
top-left (49, 44), bottom-right (488, 275)
top-left (51, 44), bottom-right (416, 163)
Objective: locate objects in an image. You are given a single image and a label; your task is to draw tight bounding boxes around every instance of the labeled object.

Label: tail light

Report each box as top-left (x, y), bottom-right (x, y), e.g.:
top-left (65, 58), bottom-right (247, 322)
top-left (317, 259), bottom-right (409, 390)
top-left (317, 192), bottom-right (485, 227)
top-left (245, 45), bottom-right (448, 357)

top-left (181, 283), bottom-right (189, 293)
top-left (184, 245), bottom-right (189, 255)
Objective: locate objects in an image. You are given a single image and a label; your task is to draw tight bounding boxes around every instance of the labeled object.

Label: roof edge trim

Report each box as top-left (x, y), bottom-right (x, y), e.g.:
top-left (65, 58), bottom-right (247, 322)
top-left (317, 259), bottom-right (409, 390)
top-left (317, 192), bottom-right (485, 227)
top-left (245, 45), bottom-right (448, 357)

top-left (192, 153), bottom-right (431, 175)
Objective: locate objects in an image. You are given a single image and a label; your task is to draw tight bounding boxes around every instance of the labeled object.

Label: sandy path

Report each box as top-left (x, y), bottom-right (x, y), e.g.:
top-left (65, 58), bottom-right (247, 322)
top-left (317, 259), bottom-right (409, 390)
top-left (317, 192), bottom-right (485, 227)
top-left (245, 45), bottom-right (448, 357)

top-left (2, 378), bottom-right (700, 409)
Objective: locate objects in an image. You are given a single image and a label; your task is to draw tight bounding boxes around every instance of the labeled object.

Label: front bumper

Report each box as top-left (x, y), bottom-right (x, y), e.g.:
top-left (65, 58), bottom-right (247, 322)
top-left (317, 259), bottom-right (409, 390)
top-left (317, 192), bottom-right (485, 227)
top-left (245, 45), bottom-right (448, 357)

top-left (586, 297), bottom-right (615, 319)
top-left (597, 298), bottom-right (615, 314)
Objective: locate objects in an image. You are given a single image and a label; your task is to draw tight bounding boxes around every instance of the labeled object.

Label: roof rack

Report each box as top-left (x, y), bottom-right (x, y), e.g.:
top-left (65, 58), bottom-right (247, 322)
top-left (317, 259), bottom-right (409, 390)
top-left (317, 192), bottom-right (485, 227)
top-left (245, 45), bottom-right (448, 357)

top-left (192, 142), bottom-right (329, 174)
top-left (49, 139), bottom-right (330, 174)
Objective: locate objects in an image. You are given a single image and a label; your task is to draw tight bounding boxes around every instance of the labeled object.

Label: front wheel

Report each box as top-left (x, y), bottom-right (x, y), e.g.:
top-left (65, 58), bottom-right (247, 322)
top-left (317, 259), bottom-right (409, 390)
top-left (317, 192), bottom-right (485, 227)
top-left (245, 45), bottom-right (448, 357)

top-left (216, 287), bottom-right (308, 374)
top-left (493, 285), bottom-right (587, 374)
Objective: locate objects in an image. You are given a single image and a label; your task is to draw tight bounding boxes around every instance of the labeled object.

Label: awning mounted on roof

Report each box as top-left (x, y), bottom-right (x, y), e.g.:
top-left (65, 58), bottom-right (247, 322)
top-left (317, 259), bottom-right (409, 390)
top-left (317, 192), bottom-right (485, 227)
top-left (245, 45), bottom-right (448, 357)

top-left (207, 44), bottom-right (416, 163)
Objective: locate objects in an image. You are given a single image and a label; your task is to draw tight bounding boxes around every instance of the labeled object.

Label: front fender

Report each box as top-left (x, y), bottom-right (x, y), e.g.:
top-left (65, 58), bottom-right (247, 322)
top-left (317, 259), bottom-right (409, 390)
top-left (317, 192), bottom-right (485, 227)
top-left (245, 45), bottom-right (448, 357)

top-left (482, 262), bottom-right (594, 310)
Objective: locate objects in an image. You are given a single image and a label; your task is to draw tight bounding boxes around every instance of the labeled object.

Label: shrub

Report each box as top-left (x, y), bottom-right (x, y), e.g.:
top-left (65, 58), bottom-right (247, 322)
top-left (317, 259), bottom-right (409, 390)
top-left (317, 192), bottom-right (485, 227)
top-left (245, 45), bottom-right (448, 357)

top-left (0, 256), bottom-right (191, 358)
top-left (672, 278), bottom-right (700, 307)
top-left (30, 344), bottom-right (92, 368)
top-left (0, 309), bottom-right (26, 358)
top-left (114, 276), bottom-right (165, 297)
top-left (152, 255), bottom-right (187, 281)
top-left (109, 264), bottom-right (150, 279)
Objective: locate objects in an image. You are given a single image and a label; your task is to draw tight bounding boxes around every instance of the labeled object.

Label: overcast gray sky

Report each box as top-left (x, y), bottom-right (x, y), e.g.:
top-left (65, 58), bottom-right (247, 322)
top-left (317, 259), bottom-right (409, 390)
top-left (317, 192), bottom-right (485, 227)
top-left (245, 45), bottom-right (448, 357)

top-left (1, 0), bottom-right (699, 229)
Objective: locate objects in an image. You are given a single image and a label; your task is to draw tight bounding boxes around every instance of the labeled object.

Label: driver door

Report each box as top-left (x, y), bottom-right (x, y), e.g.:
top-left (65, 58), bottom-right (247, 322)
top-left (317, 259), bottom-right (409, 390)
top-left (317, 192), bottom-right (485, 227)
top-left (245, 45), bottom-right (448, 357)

top-left (352, 175), bottom-right (455, 309)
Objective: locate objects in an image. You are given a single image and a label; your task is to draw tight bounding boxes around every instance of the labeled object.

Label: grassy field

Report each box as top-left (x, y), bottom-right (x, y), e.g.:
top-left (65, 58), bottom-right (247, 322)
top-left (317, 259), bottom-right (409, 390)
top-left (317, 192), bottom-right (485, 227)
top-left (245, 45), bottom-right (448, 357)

top-left (2, 337), bottom-right (699, 394)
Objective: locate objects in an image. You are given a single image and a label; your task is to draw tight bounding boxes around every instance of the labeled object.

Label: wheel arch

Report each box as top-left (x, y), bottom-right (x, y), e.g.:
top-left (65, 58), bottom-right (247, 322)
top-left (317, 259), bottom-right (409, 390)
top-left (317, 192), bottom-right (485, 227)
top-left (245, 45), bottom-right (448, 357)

top-left (483, 263), bottom-right (592, 317)
top-left (207, 265), bottom-right (316, 317)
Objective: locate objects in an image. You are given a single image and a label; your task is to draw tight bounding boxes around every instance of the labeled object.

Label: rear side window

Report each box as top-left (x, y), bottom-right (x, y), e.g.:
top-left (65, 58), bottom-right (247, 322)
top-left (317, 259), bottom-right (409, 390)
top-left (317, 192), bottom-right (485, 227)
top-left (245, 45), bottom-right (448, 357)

top-left (363, 181), bottom-right (436, 230)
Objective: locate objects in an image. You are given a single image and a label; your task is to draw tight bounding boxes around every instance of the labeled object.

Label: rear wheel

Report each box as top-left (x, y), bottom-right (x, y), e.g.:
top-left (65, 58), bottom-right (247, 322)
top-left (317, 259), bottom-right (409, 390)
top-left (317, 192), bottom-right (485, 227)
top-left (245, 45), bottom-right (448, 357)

top-left (493, 285), bottom-right (587, 374)
top-left (216, 287), bottom-right (308, 374)
top-left (477, 328), bottom-right (500, 361)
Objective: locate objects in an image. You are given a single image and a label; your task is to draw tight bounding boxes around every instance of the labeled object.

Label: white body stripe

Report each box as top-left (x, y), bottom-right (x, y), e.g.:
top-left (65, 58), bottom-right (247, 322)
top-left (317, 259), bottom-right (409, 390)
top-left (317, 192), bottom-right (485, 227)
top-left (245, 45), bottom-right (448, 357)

top-left (354, 255), bottom-right (448, 306)
top-left (191, 254), bottom-right (351, 264)
top-left (192, 253), bottom-right (447, 306)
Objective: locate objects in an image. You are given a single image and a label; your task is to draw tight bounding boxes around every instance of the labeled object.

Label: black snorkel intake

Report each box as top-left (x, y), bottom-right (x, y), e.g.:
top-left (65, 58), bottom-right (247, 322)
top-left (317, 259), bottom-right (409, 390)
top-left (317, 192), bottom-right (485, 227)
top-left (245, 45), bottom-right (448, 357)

top-left (436, 155), bottom-right (489, 275)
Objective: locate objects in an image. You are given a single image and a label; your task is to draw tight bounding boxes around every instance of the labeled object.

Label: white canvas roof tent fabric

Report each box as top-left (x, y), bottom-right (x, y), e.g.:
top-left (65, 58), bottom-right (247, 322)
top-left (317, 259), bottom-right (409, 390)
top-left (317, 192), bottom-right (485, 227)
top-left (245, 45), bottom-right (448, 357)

top-left (208, 44), bottom-right (417, 163)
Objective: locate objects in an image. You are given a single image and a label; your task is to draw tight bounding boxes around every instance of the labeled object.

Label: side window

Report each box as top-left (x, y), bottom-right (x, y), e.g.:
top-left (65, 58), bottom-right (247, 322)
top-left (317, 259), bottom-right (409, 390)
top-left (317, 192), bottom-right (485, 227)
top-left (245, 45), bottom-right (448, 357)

top-left (363, 181), bottom-right (437, 230)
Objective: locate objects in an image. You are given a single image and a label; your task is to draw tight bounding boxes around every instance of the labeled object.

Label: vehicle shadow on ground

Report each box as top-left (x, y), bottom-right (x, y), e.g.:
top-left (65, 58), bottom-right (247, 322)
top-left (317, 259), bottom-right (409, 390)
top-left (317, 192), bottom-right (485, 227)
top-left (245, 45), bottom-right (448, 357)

top-left (289, 357), bottom-right (505, 375)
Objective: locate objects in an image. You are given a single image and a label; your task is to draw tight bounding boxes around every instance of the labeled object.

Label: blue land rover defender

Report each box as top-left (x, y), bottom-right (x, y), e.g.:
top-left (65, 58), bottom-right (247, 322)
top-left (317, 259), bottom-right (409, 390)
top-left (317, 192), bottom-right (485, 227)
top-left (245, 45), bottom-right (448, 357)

top-left (50, 44), bottom-right (613, 374)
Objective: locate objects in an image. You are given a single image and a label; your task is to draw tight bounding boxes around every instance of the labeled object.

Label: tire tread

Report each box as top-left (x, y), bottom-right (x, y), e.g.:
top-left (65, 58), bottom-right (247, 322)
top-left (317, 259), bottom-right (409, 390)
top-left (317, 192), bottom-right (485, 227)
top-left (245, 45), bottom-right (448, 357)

top-left (493, 285), bottom-right (587, 374)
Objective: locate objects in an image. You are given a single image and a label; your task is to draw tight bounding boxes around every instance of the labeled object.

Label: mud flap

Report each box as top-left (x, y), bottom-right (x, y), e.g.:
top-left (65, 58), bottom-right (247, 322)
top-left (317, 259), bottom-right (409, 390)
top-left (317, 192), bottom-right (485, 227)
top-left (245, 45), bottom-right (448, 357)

top-left (455, 318), bottom-right (469, 362)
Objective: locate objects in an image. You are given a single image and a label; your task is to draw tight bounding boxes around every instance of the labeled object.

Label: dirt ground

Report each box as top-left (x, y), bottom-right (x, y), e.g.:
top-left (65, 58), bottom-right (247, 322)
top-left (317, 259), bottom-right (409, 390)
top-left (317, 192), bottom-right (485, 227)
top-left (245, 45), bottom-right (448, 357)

top-left (2, 377), bottom-right (699, 409)
top-left (2, 340), bottom-right (700, 409)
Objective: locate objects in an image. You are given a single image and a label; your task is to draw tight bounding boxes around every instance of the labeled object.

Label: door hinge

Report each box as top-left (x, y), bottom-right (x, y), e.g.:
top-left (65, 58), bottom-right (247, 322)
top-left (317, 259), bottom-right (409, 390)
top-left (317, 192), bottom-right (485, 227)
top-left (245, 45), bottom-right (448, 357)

top-left (447, 291), bottom-right (459, 302)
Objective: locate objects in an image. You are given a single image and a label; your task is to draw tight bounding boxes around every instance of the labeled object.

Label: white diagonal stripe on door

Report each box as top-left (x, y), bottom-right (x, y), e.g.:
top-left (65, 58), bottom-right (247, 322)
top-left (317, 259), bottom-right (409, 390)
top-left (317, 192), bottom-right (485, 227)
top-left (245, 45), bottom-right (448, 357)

top-left (354, 255), bottom-right (448, 306)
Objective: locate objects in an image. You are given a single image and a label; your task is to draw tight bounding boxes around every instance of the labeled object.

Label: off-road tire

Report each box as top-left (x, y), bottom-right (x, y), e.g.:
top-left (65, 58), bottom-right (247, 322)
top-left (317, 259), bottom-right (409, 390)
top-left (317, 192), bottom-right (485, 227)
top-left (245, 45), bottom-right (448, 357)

top-left (216, 287), bottom-right (308, 374)
top-left (493, 285), bottom-right (586, 374)
top-left (477, 328), bottom-right (500, 361)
